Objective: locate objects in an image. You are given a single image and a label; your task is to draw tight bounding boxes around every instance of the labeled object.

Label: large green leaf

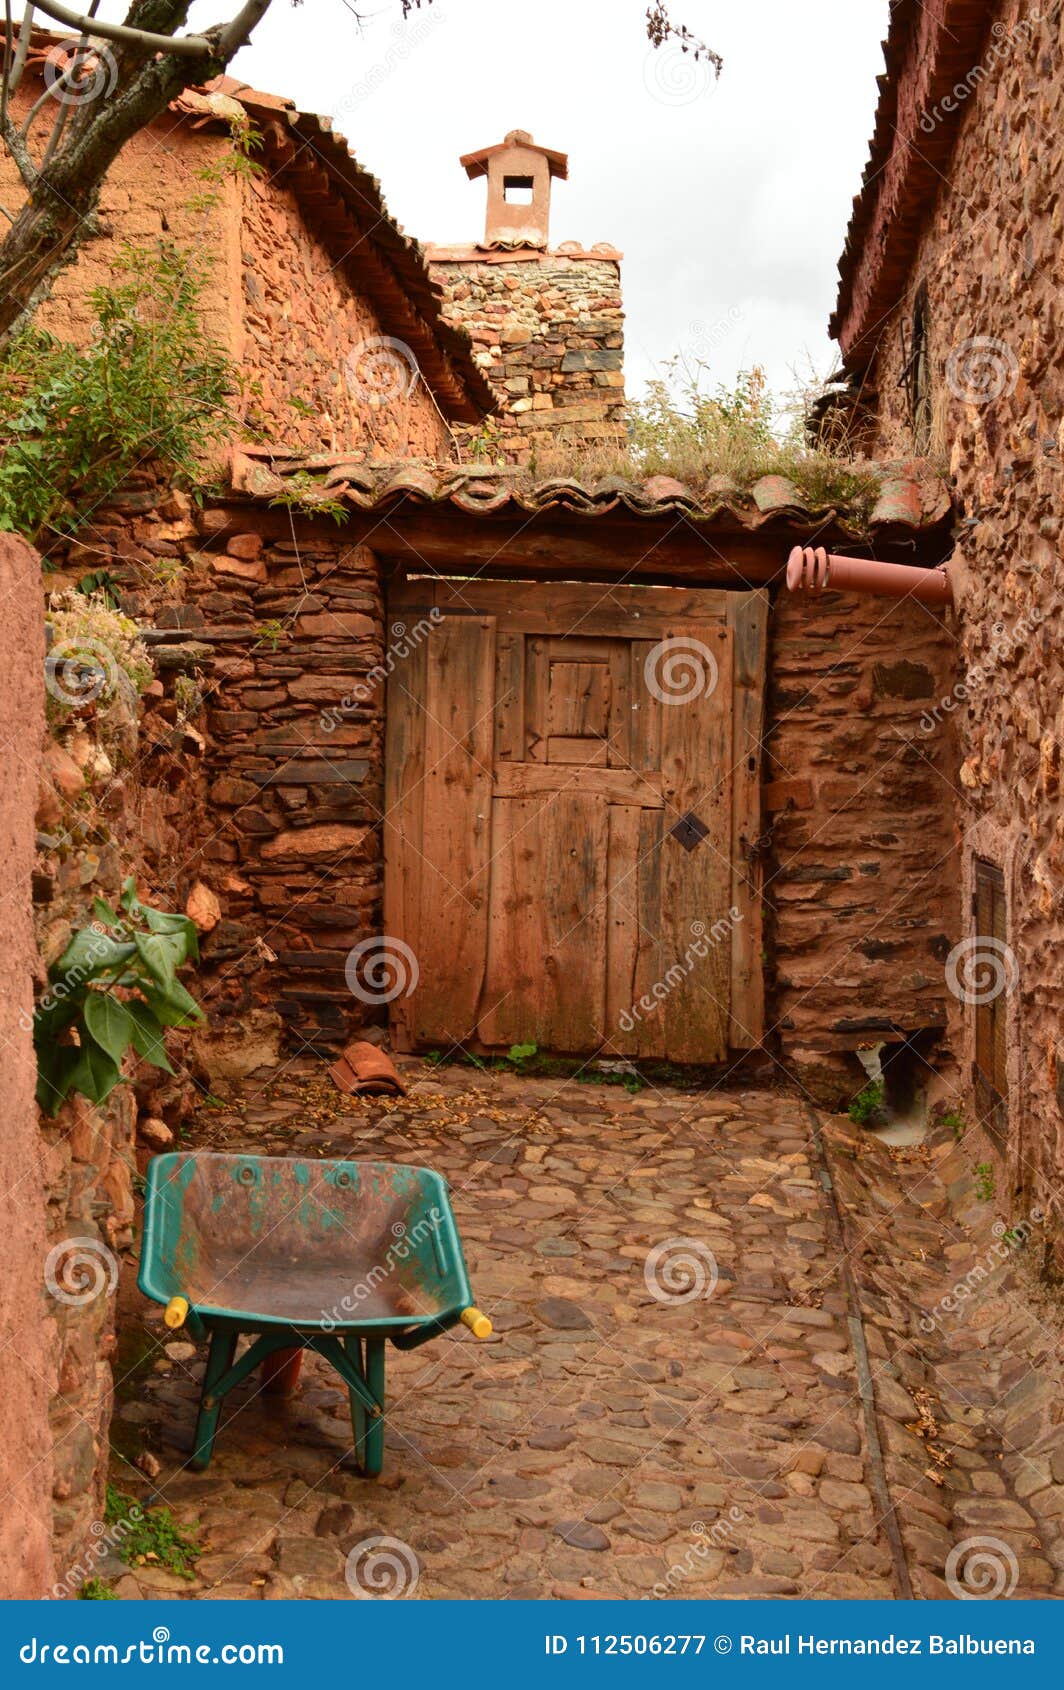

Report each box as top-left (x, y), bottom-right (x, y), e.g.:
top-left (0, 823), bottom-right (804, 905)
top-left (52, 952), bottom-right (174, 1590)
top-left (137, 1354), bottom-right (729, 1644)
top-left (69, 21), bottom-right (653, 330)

top-left (125, 999), bottom-right (175, 1073)
top-left (83, 993), bottom-right (135, 1067)
top-left (67, 1041), bottom-right (122, 1106)
top-left (141, 977), bottom-right (204, 1028)
top-left (52, 928), bottom-right (135, 983)
top-left (133, 931), bottom-right (178, 992)
top-left (91, 896), bottom-right (122, 931)
top-left (36, 1045), bottom-right (82, 1115)
top-left (142, 906), bottom-right (199, 963)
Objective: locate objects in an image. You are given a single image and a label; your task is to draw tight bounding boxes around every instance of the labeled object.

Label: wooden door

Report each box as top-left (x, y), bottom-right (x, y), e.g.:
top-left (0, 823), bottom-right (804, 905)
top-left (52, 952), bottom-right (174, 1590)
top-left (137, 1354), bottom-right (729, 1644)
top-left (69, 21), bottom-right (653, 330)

top-left (384, 579), bottom-right (767, 1062)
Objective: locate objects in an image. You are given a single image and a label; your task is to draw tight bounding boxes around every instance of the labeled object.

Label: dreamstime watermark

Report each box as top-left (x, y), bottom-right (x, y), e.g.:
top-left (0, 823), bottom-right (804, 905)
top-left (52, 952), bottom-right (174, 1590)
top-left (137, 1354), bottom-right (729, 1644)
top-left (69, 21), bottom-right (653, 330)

top-left (945, 1535), bottom-right (1019, 1600)
top-left (618, 910), bottom-right (742, 1033)
top-left (19, 919), bottom-right (125, 1033)
top-left (344, 1535), bottom-right (420, 1599)
top-left (945, 935), bottom-right (1018, 1005)
top-left (320, 1209), bottom-right (443, 1331)
top-left (918, 1211), bottom-right (1043, 1333)
top-left (336, 5), bottom-right (445, 113)
top-left (43, 42), bottom-right (118, 107)
top-left (345, 336), bottom-right (420, 405)
top-left (643, 40), bottom-right (715, 106)
top-left (919, 13), bottom-right (1043, 134)
top-left (344, 935), bottom-right (419, 1005)
top-left (688, 306), bottom-right (745, 363)
top-left (644, 1238), bottom-right (719, 1304)
top-left (945, 336), bottom-right (1020, 405)
top-left (644, 637), bottom-right (719, 705)
top-left (50, 1511), bottom-right (142, 1600)
top-left (917, 605), bottom-right (1046, 732)
top-left (44, 1237), bottom-right (119, 1307)
top-left (45, 638), bottom-right (121, 708)
top-left (320, 610), bottom-right (441, 733)
top-left (652, 1509), bottom-right (746, 1598)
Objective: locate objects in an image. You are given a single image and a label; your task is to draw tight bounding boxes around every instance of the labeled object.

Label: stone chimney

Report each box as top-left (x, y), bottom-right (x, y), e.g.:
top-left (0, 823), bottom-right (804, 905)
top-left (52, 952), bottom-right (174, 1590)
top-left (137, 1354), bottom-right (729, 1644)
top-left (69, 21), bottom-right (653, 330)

top-left (426, 133), bottom-right (625, 463)
top-left (460, 129), bottom-right (568, 250)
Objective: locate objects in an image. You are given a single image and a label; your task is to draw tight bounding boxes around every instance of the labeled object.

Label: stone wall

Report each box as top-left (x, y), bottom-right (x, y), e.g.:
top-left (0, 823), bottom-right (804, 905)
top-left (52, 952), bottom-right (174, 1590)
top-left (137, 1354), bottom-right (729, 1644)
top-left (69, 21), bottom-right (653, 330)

top-left (239, 171), bottom-right (453, 460)
top-left (848, 0), bottom-right (1064, 1245)
top-left (26, 513), bottom-right (214, 1591)
top-left (427, 248), bottom-right (625, 460)
top-left (766, 588), bottom-right (959, 1100)
top-left (0, 535), bottom-right (54, 1599)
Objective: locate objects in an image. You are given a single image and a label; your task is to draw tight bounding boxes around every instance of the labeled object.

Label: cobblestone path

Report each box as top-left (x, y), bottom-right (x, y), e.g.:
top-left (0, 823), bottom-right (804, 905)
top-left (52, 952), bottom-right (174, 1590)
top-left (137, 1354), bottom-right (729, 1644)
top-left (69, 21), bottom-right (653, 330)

top-left (108, 1061), bottom-right (1064, 1601)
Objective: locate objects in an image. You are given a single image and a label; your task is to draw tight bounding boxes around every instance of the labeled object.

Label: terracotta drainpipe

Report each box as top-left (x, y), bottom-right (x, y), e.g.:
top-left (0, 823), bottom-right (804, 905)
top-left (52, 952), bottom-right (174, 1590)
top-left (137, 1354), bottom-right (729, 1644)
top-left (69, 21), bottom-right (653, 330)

top-left (786, 545), bottom-right (953, 607)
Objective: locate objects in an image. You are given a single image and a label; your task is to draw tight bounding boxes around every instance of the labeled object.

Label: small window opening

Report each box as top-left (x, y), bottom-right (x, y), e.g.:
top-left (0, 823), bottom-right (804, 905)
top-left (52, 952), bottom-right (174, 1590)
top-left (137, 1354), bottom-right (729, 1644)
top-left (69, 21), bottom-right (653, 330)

top-left (503, 175), bottom-right (535, 204)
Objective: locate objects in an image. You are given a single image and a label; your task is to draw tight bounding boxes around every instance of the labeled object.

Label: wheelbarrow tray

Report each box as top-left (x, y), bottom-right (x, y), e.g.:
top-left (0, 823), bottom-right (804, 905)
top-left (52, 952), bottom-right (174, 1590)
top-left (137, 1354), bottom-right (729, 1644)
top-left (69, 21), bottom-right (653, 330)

top-left (138, 1150), bottom-right (473, 1334)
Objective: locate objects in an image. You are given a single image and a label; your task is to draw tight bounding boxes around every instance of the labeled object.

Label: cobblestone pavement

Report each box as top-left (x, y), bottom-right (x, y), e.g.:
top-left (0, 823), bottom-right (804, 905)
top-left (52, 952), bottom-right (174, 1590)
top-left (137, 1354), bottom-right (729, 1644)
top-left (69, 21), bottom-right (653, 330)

top-left (108, 1060), bottom-right (1064, 1601)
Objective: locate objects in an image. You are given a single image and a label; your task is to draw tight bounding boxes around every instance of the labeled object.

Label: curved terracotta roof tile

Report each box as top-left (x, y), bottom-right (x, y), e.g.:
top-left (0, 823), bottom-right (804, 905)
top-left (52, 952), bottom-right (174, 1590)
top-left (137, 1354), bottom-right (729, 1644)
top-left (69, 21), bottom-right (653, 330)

top-left (229, 449), bottom-right (954, 539)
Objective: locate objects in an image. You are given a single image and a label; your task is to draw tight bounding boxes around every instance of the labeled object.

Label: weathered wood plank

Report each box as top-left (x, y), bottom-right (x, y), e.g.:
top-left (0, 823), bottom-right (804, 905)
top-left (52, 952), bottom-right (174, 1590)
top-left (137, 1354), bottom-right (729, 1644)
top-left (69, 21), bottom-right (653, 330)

top-left (727, 592), bottom-right (769, 1047)
top-left (407, 616), bottom-right (495, 1046)
top-left (382, 623), bottom-right (428, 1051)
top-left (392, 577), bottom-right (730, 636)
top-left (494, 631), bottom-right (524, 763)
top-left (493, 762), bottom-right (663, 807)
top-left (659, 624), bottom-right (734, 1063)
top-left (479, 794), bottom-right (609, 1052)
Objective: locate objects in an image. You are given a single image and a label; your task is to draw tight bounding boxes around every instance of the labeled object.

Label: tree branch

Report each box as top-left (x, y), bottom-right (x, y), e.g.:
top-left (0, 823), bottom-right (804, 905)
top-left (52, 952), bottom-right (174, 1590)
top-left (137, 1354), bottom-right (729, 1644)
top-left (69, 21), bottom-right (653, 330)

top-left (26, 0), bottom-right (216, 56)
top-left (2, 109), bottom-right (37, 185)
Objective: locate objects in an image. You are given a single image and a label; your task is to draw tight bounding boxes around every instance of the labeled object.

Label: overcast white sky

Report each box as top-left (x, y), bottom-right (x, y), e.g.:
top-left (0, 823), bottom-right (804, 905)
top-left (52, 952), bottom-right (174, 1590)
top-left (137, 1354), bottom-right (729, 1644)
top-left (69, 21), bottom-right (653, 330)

top-left (180, 0), bottom-right (891, 403)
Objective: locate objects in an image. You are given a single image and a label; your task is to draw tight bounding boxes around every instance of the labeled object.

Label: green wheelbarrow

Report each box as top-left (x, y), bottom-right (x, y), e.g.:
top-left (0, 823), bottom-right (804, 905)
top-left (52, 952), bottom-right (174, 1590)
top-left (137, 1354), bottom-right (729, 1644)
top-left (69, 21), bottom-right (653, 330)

top-left (137, 1151), bottom-right (491, 1477)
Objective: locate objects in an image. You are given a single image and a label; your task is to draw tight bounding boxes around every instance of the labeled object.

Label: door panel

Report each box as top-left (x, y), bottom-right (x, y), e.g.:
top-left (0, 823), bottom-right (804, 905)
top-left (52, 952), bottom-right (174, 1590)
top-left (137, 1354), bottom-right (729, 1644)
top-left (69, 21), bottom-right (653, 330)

top-left (385, 578), bottom-right (767, 1061)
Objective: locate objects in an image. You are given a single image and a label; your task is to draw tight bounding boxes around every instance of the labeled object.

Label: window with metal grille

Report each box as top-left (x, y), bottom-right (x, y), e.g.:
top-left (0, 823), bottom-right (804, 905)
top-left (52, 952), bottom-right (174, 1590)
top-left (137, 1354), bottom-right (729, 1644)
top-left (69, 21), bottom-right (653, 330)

top-left (973, 858), bottom-right (1008, 1151)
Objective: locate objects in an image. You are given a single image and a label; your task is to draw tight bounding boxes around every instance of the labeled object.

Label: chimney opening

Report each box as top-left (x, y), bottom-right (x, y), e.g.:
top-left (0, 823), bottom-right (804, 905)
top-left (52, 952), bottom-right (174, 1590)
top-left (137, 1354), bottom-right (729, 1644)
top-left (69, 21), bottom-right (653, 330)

top-left (503, 175), bottom-right (535, 205)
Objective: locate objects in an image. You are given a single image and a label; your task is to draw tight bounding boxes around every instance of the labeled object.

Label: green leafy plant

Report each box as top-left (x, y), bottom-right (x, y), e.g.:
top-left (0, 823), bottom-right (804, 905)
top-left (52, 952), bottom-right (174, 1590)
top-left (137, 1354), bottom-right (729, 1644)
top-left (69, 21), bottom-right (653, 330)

top-left (974, 1162), bottom-right (995, 1202)
top-left (505, 1042), bottom-right (538, 1071)
top-left (268, 471), bottom-right (348, 525)
top-left (941, 1109), bottom-right (968, 1141)
top-left (255, 619), bottom-right (287, 651)
top-left (35, 878), bottom-right (203, 1115)
top-left (848, 1080), bottom-right (885, 1126)
top-left (0, 242), bottom-right (237, 542)
top-left (104, 1486), bottom-right (201, 1580)
top-left (45, 593), bottom-right (153, 723)
top-left (76, 1577), bottom-right (119, 1600)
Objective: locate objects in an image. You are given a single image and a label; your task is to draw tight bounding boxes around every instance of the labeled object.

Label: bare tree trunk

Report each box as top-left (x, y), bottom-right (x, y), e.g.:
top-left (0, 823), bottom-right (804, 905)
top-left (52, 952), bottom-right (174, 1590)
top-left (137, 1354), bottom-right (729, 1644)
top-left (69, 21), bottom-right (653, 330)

top-left (0, 0), bottom-right (273, 341)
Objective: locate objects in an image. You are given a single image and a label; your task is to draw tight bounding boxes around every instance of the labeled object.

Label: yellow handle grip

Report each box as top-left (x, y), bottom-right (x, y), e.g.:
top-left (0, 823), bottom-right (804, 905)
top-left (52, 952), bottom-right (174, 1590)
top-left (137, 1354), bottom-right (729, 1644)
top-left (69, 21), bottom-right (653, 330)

top-left (164, 1295), bottom-right (189, 1330)
top-left (460, 1306), bottom-right (492, 1340)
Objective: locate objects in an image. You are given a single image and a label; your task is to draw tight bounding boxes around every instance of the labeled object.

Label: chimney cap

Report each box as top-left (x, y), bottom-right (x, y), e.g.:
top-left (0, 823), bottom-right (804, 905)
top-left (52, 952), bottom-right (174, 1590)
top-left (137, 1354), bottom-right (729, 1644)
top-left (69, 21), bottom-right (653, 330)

top-left (460, 131), bottom-right (569, 182)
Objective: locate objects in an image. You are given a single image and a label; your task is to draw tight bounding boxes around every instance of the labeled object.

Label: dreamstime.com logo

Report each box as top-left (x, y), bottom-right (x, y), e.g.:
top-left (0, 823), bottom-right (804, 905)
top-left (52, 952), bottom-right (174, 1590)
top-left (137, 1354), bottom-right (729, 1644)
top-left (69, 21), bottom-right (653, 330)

top-left (44, 1237), bottom-right (119, 1307)
top-left (320, 1210), bottom-right (443, 1330)
top-left (643, 40), bottom-right (716, 106)
top-left (945, 336), bottom-right (1020, 405)
top-left (344, 1535), bottom-right (420, 1598)
top-left (945, 935), bottom-right (1018, 1005)
top-left (45, 637), bottom-right (121, 708)
top-left (618, 910), bottom-right (742, 1034)
top-left (644, 1238), bottom-right (719, 1304)
top-left (945, 1535), bottom-right (1019, 1600)
top-left (344, 935), bottom-right (419, 1005)
top-left (43, 42), bottom-right (118, 106)
top-left (644, 637), bottom-right (719, 705)
top-left (918, 1212), bottom-right (1043, 1333)
top-left (345, 336), bottom-right (419, 404)
top-left (320, 610), bottom-right (441, 733)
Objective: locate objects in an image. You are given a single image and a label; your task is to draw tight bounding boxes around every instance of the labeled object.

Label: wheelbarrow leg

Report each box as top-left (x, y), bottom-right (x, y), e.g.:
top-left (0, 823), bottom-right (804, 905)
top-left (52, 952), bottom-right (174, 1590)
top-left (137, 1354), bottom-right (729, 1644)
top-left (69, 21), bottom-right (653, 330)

top-left (342, 1336), bottom-right (367, 1467)
top-left (191, 1328), bottom-right (238, 1471)
top-left (349, 1336), bottom-right (385, 1478)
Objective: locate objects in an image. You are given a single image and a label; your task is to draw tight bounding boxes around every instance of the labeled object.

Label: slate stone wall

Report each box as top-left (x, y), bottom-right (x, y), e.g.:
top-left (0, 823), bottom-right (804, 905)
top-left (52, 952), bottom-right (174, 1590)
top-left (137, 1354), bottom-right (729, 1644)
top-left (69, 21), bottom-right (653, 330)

top-left (851, 0), bottom-right (1064, 1243)
top-left (427, 250), bottom-right (625, 460)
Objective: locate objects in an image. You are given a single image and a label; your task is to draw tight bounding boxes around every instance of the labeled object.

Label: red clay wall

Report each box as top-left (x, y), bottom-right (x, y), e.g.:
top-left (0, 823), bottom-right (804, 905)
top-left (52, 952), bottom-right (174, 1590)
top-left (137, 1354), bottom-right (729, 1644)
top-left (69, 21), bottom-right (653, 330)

top-left (851, 0), bottom-right (1064, 1236)
top-left (0, 534), bottom-right (54, 1599)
